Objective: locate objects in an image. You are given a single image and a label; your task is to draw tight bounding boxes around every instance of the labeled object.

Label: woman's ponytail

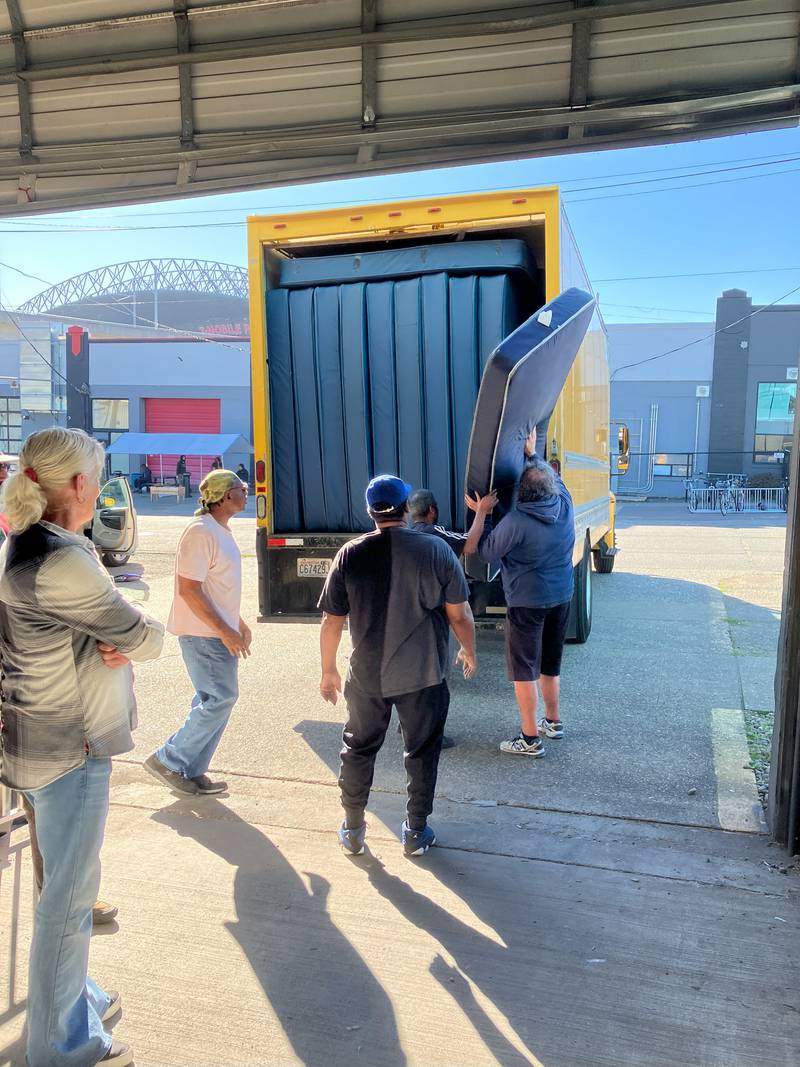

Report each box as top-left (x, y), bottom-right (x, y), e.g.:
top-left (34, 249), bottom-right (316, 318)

top-left (0, 428), bottom-right (105, 534)
top-left (1, 471), bottom-right (48, 533)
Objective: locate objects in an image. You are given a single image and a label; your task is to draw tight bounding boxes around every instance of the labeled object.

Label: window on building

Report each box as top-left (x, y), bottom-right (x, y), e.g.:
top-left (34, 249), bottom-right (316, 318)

top-left (92, 399), bottom-right (129, 430)
top-left (754, 383), bottom-right (795, 463)
top-left (0, 397), bottom-right (22, 454)
top-left (92, 399), bottom-right (130, 476)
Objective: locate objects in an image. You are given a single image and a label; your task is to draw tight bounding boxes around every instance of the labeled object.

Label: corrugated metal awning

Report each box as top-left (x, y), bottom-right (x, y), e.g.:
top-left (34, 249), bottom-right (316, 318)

top-left (0, 1), bottom-right (798, 215)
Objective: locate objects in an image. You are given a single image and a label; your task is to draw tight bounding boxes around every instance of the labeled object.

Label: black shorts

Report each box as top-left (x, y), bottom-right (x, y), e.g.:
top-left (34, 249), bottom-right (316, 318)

top-left (505, 602), bottom-right (571, 682)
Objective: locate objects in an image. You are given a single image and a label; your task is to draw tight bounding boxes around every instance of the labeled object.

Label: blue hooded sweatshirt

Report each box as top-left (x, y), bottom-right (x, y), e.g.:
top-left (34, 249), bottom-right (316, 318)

top-left (477, 476), bottom-right (575, 608)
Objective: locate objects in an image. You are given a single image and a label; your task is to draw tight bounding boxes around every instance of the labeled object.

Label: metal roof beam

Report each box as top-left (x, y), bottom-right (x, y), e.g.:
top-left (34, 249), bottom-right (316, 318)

top-left (0, 79), bottom-right (793, 182)
top-left (568, 0), bottom-right (593, 141)
top-left (361, 0), bottom-right (377, 129)
top-left (173, 0), bottom-right (195, 150)
top-left (4, 0), bottom-right (33, 159)
top-left (3, 110), bottom-right (793, 219)
top-left (0, 0), bottom-right (753, 84)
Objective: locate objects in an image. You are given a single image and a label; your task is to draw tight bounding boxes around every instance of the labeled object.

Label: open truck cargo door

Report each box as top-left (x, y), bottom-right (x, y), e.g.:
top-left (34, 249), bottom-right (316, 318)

top-left (464, 287), bottom-right (595, 581)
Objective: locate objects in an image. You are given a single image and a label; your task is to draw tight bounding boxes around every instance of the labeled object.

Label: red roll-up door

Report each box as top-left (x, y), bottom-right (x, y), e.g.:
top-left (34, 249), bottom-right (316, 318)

top-left (144, 398), bottom-right (221, 486)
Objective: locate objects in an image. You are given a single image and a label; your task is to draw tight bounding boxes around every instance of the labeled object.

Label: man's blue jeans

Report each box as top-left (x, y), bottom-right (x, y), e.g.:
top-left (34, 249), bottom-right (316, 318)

top-left (157, 635), bottom-right (239, 779)
top-left (24, 758), bottom-right (114, 1067)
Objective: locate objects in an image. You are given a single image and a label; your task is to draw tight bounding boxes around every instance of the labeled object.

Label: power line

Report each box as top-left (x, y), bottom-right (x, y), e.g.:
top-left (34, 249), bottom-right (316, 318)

top-left (9, 148), bottom-right (800, 222)
top-left (19, 307), bottom-right (251, 343)
top-left (2, 155), bottom-right (800, 233)
top-left (567, 164), bottom-right (800, 205)
top-left (0, 302), bottom-right (78, 393)
top-left (602, 302), bottom-right (714, 316)
top-left (39, 148), bottom-right (800, 220)
top-left (610, 282), bottom-right (800, 380)
top-left (594, 266), bottom-right (800, 283)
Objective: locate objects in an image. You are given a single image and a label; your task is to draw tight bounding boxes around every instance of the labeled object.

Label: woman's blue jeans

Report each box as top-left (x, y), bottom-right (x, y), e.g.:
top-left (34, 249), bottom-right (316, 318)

top-left (24, 758), bottom-right (114, 1067)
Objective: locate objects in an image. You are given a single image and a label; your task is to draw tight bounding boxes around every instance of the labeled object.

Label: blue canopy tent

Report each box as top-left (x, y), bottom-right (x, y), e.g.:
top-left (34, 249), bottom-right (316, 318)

top-left (106, 432), bottom-right (253, 483)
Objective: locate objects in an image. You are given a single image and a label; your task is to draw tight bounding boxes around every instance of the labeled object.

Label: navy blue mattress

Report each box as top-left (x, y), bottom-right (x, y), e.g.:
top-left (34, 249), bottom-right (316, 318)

top-left (277, 239), bottom-right (536, 288)
top-left (465, 287), bottom-right (596, 516)
top-left (266, 253), bottom-right (539, 532)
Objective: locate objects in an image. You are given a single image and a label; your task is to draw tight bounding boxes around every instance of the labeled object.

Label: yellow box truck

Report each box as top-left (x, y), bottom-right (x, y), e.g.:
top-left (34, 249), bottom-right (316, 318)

top-left (247, 187), bottom-right (625, 639)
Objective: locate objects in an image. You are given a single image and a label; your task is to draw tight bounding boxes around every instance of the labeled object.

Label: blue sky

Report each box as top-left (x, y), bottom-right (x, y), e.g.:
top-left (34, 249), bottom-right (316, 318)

top-left (1, 125), bottom-right (799, 325)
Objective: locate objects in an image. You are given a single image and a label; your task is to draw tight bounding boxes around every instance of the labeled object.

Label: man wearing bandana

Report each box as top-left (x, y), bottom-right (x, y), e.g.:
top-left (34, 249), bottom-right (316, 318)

top-left (145, 469), bottom-right (251, 796)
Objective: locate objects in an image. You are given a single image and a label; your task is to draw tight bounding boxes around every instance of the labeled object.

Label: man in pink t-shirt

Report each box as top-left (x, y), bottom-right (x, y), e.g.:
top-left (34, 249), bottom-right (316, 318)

top-left (145, 469), bottom-right (251, 796)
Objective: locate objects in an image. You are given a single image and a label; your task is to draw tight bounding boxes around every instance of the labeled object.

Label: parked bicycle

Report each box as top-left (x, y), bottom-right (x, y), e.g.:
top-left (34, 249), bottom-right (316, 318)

top-left (685, 474), bottom-right (781, 514)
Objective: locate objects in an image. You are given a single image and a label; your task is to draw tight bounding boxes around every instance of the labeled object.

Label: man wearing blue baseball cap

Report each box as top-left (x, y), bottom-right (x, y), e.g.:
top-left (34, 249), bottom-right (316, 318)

top-left (318, 474), bottom-right (477, 857)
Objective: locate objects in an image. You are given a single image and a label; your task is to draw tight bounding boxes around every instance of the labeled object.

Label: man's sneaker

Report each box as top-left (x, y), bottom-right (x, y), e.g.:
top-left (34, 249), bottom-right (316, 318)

top-left (99, 1040), bottom-right (134, 1066)
top-left (499, 735), bottom-right (545, 757)
top-left (402, 821), bottom-right (436, 857)
top-left (538, 717), bottom-right (564, 739)
top-left (441, 734), bottom-right (456, 750)
top-left (338, 822), bottom-right (367, 855)
top-left (191, 773), bottom-right (228, 794)
top-left (92, 900), bottom-right (119, 926)
top-left (101, 991), bottom-right (122, 1023)
top-left (143, 753), bottom-right (198, 795)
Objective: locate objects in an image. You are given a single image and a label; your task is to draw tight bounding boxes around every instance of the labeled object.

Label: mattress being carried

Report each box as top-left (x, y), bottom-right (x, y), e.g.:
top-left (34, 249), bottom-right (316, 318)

top-left (464, 287), bottom-right (595, 516)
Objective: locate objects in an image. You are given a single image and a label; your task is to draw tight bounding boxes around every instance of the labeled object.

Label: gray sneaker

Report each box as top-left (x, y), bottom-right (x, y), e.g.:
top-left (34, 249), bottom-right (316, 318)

top-left (191, 773), bottom-right (228, 795)
top-left (143, 753), bottom-right (198, 795)
top-left (101, 991), bottom-right (122, 1023)
top-left (499, 735), bottom-right (545, 757)
top-left (538, 717), bottom-right (564, 739)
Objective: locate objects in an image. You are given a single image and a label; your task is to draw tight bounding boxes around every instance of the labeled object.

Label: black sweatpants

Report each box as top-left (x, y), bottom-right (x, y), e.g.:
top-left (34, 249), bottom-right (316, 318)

top-left (339, 679), bottom-right (450, 828)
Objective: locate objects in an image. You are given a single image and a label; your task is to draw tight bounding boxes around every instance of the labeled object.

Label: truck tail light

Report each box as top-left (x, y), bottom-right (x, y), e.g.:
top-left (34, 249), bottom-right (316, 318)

top-left (256, 460), bottom-right (266, 482)
top-left (268, 537), bottom-right (285, 546)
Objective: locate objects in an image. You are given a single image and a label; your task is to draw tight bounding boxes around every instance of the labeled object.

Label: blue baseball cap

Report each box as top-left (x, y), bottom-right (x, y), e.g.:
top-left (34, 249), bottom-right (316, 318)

top-left (365, 474), bottom-right (412, 513)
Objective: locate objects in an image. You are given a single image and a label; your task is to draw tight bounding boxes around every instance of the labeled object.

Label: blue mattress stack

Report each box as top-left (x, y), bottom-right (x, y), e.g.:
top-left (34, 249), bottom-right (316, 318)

top-left (265, 239), bottom-right (540, 532)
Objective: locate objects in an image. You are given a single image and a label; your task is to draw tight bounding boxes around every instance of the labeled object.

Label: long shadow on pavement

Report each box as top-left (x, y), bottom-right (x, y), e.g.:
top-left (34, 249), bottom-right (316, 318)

top-left (151, 799), bottom-right (407, 1067)
top-left (288, 715), bottom-right (796, 1067)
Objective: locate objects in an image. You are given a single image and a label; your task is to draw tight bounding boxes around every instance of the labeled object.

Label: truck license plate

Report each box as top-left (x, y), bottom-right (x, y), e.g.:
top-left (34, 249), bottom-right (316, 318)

top-left (296, 557), bottom-right (331, 579)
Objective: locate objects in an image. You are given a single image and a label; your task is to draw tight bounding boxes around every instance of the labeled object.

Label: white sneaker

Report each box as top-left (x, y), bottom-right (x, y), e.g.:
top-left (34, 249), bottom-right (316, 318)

top-left (499, 736), bottom-right (545, 757)
top-left (538, 717), bottom-right (564, 739)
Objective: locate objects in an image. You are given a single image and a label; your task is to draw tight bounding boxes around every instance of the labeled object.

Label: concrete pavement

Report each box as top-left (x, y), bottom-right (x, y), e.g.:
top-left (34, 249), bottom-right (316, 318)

top-left (1, 502), bottom-right (798, 1067)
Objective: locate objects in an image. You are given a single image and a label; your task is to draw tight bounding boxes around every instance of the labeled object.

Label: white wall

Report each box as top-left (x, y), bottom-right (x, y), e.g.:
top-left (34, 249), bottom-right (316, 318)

top-left (90, 339), bottom-right (250, 388)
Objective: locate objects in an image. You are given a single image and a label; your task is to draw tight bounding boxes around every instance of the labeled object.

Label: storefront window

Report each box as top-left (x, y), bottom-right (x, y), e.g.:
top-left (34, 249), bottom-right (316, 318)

top-left (0, 397), bottom-right (22, 454)
top-left (92, 398), bottom-right (129, 430)
top-left (754, 383), bottom-right (795, 463)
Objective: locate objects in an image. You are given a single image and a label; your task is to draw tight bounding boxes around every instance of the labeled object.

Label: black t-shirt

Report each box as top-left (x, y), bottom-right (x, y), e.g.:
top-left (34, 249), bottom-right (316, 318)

top-left (318, 525), bottom-right (469, 698)
top-left (410, 519), bottom-right (467, 558)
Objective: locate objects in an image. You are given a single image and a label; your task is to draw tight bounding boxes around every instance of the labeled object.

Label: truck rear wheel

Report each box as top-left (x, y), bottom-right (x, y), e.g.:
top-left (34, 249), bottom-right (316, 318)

top-left (592, 547), bottom-right (615, 574)
top-left (569, 535), bottom-right (593, 644)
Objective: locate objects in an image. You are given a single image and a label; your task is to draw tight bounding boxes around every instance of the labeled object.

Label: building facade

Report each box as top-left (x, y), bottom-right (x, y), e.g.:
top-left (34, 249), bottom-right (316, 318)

top-left (609, 290), bottom-right (800, 498)
top-left (0, 318), bottom-right (251, 479)
top-left (609, 321), bottom-right (714, 498)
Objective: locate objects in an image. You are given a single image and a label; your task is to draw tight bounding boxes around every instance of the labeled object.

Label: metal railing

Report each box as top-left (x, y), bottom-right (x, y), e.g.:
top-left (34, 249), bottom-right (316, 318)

top-left (686, 485), bottom-right (787, 513)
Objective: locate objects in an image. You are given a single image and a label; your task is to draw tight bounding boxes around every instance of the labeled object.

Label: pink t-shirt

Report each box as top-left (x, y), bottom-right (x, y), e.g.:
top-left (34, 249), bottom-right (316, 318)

top-left (168, 515), bottom-right (242, 638)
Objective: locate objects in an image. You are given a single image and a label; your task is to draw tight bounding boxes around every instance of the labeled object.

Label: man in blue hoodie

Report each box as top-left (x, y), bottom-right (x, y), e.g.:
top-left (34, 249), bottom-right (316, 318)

top-left (464, 433), bottom-right (575, 757)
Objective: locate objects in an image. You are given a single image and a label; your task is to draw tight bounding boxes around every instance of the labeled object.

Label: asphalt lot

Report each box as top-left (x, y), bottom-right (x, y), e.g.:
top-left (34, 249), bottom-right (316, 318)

top-left (2, 500), bottom-right (797, 1067)
top-left (118, 499), bottom-right (780, 830)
